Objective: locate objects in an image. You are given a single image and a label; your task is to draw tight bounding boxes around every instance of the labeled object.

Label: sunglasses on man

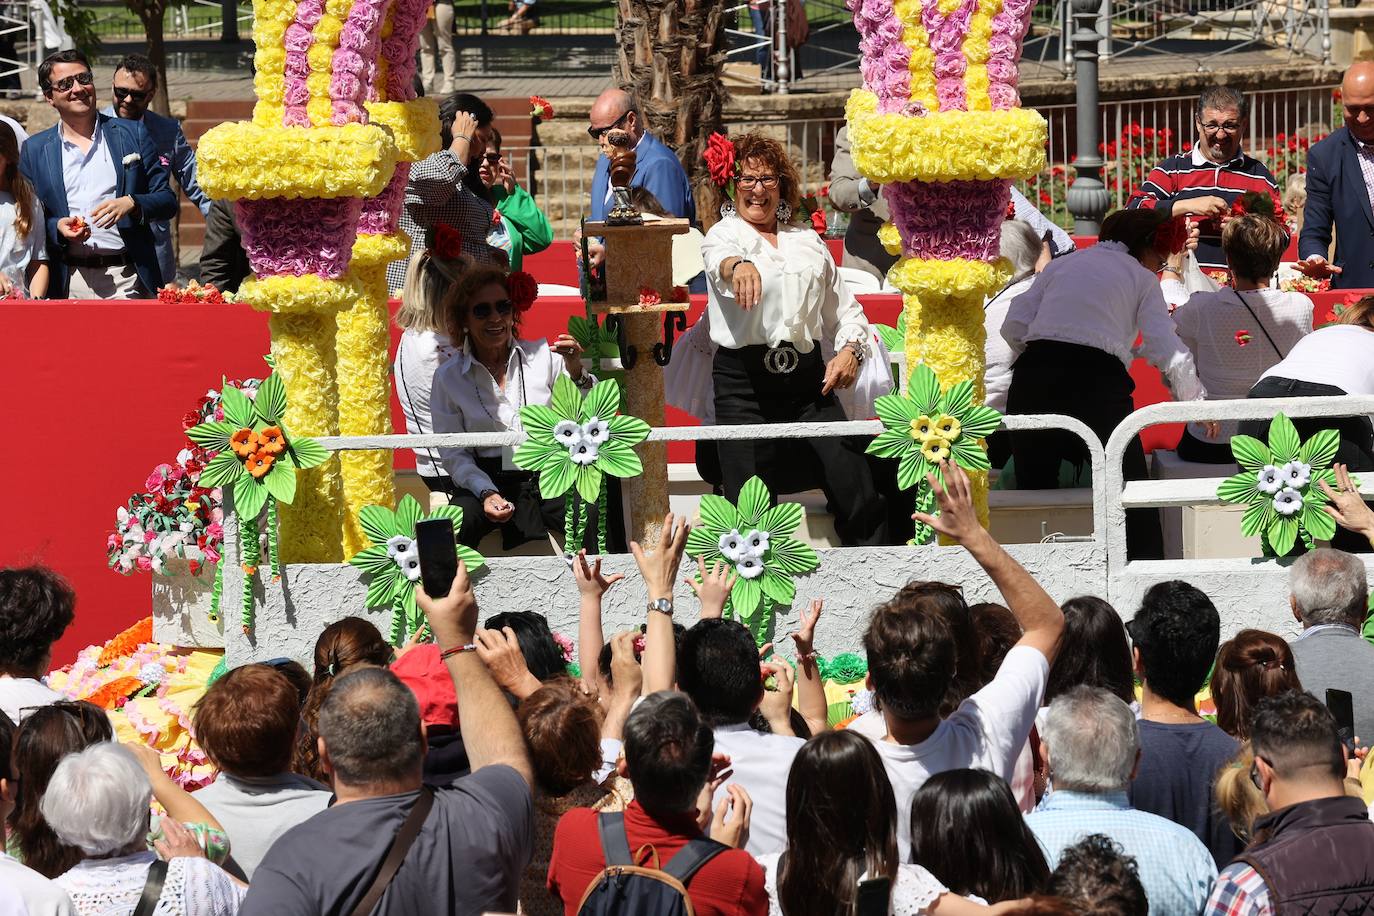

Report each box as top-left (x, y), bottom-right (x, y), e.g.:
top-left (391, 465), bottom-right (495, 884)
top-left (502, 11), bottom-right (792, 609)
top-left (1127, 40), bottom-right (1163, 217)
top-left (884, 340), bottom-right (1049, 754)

top-left (471, 299), bottom-right (513, 320)
top-left (587, 111), bottom-right (629, 141)
top-left (114, 86), bottom-right (151, 103)
top-left (48, 71), bottom-right (93, 93)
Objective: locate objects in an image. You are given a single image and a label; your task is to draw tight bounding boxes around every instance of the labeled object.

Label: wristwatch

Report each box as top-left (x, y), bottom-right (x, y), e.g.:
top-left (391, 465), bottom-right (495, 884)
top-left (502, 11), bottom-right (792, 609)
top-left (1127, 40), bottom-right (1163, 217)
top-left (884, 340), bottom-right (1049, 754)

top-left (647, 597), bottom-right (674, 617)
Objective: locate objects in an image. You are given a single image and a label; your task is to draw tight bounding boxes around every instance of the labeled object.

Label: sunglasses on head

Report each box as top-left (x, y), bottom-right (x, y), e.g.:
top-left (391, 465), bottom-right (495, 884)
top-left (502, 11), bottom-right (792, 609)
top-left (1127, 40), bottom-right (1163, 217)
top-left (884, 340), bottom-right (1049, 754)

top-left (114, 86), bottom-right (150, 102)
top-left (48, 71), bottom-right (93, 93)
top-left (471, 299), bottom-right (513, 319)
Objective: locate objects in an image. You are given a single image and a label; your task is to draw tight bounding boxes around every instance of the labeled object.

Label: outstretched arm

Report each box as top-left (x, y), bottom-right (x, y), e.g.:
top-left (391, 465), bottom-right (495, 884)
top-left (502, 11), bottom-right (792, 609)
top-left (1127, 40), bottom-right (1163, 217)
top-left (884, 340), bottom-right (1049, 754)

top-left (574, 549), bottom-right (624, 699)
top-left (790, 600), bottom-right (829, 735)
top-left (631, 513), bottom-right (690, 694)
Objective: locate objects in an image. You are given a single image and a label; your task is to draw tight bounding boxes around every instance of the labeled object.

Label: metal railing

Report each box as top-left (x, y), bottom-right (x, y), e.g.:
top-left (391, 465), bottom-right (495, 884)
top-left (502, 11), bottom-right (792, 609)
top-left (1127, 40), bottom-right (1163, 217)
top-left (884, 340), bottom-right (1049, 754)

top-left (87, 1), bottom-right (250, 40)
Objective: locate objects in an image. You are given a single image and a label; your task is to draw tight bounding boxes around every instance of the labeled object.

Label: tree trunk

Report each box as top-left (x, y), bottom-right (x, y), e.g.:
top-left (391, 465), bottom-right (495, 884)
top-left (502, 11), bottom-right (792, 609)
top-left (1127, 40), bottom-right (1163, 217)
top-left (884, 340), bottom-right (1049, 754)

top-left (132, 2), bottom-right (172, 116)
top-left (614, 0), bottom-right (728, 221)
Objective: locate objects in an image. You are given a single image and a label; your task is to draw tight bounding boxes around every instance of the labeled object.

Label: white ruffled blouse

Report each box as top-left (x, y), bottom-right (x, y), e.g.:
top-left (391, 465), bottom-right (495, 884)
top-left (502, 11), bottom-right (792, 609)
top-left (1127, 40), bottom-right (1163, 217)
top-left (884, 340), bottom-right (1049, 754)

top-left (53, 851), bottom-right (244, 916)
top-left (757, 853), bottom-right (958, 916)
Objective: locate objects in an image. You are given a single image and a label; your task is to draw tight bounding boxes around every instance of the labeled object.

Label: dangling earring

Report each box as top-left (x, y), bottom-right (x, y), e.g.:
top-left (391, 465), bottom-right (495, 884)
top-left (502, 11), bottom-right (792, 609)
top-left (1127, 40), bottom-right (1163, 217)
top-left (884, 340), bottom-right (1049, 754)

top-left (775, 201), bottom-right (792, 223)
top-left (719, 200), bottom-right (736, 219)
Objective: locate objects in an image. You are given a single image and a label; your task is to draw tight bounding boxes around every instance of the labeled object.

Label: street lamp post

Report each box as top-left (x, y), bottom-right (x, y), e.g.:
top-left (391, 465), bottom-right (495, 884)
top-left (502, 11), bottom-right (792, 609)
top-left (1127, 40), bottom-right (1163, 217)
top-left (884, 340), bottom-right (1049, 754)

top-left (1066, 0), bottom-right (1110, 236)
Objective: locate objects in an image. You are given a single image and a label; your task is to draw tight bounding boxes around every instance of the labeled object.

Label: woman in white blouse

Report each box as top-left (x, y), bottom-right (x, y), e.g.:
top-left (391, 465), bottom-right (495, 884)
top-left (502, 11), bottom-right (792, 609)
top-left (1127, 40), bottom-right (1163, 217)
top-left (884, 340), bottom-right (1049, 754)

top-left (701, 132), bottom-right (887, 545)
top-left (1002, 208), bottom-right (1208, 559)
top-left (759, 731), bottom-right (1011, 916)
top-left (1164, 214), bottom-right (1313, 464)
top-left (429, 264), bottom-right (598, 550)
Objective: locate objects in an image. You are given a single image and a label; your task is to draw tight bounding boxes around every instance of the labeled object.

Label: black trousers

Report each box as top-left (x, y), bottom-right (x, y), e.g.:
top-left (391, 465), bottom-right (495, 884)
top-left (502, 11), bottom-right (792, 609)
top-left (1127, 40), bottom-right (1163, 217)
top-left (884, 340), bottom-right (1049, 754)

top-left (1176, 428), bottom-right (1236, 465)
top-left (441, 458), bottom-right (622, 552)
top-left (1241, 376), bottom-right (1374, 554)
top-left (713, 343), bottom-right (887, 546)
top-left (1007, 340), bottom-right (1164, 560)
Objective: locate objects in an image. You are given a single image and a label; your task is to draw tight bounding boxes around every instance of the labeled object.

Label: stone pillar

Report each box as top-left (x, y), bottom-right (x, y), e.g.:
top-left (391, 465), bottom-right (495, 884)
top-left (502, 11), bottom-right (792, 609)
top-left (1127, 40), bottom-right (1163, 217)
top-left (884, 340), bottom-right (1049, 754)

top-left (1067, 0), bottom-right (1112, 236)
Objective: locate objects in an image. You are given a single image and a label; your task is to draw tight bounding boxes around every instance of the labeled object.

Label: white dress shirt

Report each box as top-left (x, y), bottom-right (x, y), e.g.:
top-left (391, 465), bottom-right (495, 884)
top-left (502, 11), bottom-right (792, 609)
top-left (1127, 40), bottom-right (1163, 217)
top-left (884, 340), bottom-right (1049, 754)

top-left (1171, 287), bottom-right (1313, 444)
top-left (59, 121), bottom-right (123, 255)
top-left (394, 328), bottom-right (459, 478)
top-left (1002, 241), bottom-right (1206, 401)
top-left (0, 192), bottom-right (46, 295)
top-left (701, 214), bottom-right (868, 354)
top-left (983, 274), bottom-right (1036, 413)
top-left (709, 723), bottom-right (805, 858)
top-left (1258, 323), bottom-right (1374, 395)
top-left (429, 337), bottom-right (589, 498)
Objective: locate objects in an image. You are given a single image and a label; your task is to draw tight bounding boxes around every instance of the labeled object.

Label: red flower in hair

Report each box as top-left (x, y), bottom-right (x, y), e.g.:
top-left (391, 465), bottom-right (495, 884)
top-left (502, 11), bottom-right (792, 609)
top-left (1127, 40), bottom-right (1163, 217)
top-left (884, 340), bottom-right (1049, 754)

top-left (432, 223), bottom-right (463, 260)
top-left (507, 270), bottom-right (538, 312)
top-left (704, 132), bottom-right (737, 190)
top-left (1152, 216), bottom-right (1189, 255)
top-left (529, 95), bottom-right (554, 121)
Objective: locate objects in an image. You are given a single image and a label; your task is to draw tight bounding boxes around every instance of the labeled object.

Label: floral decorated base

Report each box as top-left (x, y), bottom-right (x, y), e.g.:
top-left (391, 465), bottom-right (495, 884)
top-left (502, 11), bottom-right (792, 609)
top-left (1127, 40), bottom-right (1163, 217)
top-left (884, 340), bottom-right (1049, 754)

top-left (151, 557), bottom-right (225, 649)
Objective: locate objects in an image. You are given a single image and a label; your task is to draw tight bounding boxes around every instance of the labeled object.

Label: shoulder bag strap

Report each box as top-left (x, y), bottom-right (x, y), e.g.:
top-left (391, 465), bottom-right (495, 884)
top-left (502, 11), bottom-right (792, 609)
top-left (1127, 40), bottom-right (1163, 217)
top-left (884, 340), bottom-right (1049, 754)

top-left (596, 811), bottom-right (635, 867)
top-left (661, 837), bottom-right (729, 886)
top-left (350, 786), bottom-right (437, 916)
top-left (131, 859), bottom-right (169, 916)
top-left (1230, 288), bottom-right (1287, 360)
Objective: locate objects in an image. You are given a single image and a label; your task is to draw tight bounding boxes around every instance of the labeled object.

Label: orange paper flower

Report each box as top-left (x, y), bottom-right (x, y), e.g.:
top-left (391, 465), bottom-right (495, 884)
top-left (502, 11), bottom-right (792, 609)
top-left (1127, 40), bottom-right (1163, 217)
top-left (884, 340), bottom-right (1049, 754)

top-left (246, 450), bottom-right (275, 479)
top-left (230, 427), bottom-right (259, 458)
top-left (256, 426), bottom-right (286, 455)
top-left (83, 676), bottom-right (144, 709)
top-left (96, 616), bottom-right (154, 667)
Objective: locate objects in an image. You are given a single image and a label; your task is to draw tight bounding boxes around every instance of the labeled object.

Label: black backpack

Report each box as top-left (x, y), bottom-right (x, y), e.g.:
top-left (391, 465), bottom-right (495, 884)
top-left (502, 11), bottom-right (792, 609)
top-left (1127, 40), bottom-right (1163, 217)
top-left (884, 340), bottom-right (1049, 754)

top-left (575, 812), bottom-right (729, 916)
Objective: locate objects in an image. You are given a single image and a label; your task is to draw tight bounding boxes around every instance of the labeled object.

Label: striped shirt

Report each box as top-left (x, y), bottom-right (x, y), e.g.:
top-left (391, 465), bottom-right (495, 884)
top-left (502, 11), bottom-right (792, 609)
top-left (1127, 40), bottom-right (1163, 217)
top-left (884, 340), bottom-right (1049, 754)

top-left (1202, 862), bottom-right (1274, 916)
top-left (1128, 147), bottom-right (1285, 270)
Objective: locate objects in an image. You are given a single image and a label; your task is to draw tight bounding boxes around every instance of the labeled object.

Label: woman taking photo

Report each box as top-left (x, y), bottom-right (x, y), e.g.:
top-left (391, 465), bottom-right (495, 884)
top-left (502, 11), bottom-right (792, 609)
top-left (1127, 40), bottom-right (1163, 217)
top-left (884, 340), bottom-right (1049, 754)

top-left (481, 128), bottom-right (552, 273)
top-left (1002, 208), bottom-right (1209, 559)
top-left (701, 132), bottom-right (887, 545)
top-left (430, 264), bottom-right (607, 550)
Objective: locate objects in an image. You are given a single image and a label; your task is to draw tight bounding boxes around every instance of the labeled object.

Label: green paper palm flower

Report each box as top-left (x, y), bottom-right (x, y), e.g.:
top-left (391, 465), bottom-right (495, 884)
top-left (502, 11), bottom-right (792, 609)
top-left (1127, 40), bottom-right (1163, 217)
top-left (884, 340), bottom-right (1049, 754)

top-left (1217, 413), bottom-right (1345, 556)
top-left (350, 495), bottom-right (487, 645)
top-left (866, 363), bottom-right (1002, 543)
top-left (685, 476), bottom-right (819, 628)
top-left (512, 375), bottom-right (650, 503)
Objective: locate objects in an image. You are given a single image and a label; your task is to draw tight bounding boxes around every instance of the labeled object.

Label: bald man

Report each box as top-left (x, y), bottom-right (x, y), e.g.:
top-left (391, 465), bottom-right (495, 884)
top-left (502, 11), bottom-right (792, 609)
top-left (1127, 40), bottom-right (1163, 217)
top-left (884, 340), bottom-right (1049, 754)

top-left (1298, 61), bottom-right (1374, 288)
top-left (586, 89), bottom-right (694, 224)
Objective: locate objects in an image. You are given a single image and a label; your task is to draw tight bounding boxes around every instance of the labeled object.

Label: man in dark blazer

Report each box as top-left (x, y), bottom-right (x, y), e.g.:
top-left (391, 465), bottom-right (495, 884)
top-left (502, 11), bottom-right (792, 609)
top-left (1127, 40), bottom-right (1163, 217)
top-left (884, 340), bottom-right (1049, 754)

top-left (1298, 61), bottom-right (1374, 289)
top-left (19, 49), bottom-right (176, 299)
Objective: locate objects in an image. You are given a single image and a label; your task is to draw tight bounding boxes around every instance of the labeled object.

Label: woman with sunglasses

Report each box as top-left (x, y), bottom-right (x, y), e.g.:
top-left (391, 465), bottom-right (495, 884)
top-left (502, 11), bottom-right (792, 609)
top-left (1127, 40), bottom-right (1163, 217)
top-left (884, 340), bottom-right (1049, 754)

top-left (480, 127), bottom-right (551, 272)
top-left (700, 131), bottom-right (889, 546)
top-left (429, 265), bottom-right (602, 550)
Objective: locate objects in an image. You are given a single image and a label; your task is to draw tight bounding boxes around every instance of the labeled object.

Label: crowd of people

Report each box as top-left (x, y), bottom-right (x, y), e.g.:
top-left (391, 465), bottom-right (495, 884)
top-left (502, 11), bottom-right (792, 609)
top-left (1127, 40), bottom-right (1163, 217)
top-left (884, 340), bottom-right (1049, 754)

top-left (4, 461), bottom-right (1374, 915)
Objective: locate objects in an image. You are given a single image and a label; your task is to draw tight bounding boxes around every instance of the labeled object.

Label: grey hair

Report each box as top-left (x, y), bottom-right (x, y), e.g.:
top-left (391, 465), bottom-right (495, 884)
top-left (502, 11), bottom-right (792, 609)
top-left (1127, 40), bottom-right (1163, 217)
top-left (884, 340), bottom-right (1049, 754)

top-left (1043, 686), bottom-right (1140, 794)
top-left (40, 742), bottom-right (152, 856)
top-left (1290, 548), bottom-right (1368, 626)
top-left (1197, 85), bottom-right (1249, 122)
top-left (318, 667), bottom-right (423, 787)
top-left (999, 219), bottom-right (1043, 282)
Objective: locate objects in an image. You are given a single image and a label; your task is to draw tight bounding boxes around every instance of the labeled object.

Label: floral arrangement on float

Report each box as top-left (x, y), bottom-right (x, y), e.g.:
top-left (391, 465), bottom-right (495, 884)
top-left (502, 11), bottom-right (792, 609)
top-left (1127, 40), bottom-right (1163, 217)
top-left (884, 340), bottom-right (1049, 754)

top-left (684, 476), bottom-right (820, 638)
top-left (867, 363), bottom-right (1002, 544)
top-left (156, 280), bottom-right (233, 304)
top-left (512, 375), bottom-right (651, 553)
top-left (195, 0), bottom-right (439, 565)
top-left (530, 95), bottom-right (554, 121)
top-left (1217, 413), bottom-right (1347, 556)
top-left (845, 0), bottom-right (1045, 523)
top-left (350, 495), bottom-right (486, 645)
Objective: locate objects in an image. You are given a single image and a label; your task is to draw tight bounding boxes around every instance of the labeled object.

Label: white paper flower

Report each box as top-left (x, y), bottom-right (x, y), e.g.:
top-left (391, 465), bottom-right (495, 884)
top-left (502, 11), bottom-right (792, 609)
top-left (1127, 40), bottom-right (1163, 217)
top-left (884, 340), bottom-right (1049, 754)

top-left (736, 556), bottom-right (764, 579)
top-left (743, 529), bottom-right (770, 558)
top-left (139, 662), bottom-right (167, 687)
top-left (718, 529), bottom-right (745, 562)
top-left (570, 441), bottom-right (599, 465)
top-left (1256, 465), bottom-right (1283, 495)
top-left (1273, 487), bottom-right (1304, 516)
top-left (385, 534), bottom-right (415, 559)
top-left (553, 419), bottom-right (583, 447)
top-left (1281, 460), bottom-right (1312, 490)
top-left (582, 416), bottom-right (610, 445)
top-left (398, 553), bottom-right (422, 582)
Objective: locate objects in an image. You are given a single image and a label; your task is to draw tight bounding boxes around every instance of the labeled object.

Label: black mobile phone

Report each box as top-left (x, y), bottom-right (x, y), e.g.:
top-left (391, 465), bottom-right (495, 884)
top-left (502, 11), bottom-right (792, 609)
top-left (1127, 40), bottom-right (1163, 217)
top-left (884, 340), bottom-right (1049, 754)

top-left (856, 877), bottom-right (892, 916)
top-left (415, 518), bottom-right (458, 599)
top-left (1328, 688), bottom-right (1357, 754)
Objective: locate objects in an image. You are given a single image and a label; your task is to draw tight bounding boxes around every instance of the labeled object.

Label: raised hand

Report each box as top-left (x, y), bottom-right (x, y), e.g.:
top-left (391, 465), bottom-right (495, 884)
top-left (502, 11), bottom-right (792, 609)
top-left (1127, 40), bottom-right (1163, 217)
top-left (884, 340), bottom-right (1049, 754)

top-left (687, 558), bottom-right (736, 619)
top-left (417, 559), bottom-right (477, 647)
top-left (790, 599), bottom-right (822, 658)
top-left (574, 549), bottom-right (625, 598)
top-left (474, 626), bottom-right (542, 699)
top-left (758, 657), bottom-right (796, 735)
top-left (709, 784), bottom-right (753, 849)
top-left (629, 512), bottom-right (690, 602)
top-left (912, 461), bottom-right (986, 546)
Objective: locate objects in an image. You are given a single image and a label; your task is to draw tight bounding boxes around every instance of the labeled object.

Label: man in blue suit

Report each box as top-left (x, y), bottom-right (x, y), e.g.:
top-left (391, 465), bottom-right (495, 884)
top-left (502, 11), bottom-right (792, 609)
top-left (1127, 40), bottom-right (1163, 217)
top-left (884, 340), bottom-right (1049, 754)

top-left (1298, 62), bottom-right (1374, 289)
top-left (19, 50), bottom-right (177, 299)
top-left (102, 53), bottom-right (211, 285)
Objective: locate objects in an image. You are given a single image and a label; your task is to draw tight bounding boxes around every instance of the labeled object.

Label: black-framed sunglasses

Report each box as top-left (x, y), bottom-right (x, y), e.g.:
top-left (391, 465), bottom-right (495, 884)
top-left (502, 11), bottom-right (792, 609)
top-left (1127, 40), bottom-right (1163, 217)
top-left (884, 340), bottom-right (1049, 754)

top-left (483, 152), bottom-right (501, 164)
top-left (113, 86), bottom-right (150, 102)
top-left (471, 299), bottom-right (513, 319)
top-left (587, 111), bottom-right (629, 141)
top-left (48, 71), bottom-right (93, 93)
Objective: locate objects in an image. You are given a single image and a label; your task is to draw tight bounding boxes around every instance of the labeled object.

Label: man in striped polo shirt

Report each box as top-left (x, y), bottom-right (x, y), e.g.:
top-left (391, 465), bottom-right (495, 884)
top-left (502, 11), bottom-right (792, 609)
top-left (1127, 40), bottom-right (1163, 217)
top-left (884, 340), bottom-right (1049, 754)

top-left (1128, 86), bottom-right (1285, 272)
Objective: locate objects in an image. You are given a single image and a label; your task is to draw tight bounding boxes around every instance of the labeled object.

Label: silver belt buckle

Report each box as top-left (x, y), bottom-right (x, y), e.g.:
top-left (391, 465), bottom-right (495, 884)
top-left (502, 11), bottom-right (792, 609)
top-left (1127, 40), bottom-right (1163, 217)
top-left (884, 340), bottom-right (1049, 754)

top-left (763, 345), bottom-right (799, 375)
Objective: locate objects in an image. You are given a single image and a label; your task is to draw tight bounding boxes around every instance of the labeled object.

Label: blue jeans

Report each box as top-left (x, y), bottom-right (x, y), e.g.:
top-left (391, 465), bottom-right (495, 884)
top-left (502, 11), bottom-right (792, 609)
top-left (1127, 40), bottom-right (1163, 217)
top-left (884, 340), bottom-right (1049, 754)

top-left (749, 6), bottom-right (772, 77)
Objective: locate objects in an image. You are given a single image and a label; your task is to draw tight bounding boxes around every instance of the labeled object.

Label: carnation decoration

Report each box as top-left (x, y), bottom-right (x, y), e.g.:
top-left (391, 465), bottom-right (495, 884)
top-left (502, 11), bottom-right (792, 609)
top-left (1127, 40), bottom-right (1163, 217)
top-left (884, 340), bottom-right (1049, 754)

top-left (1217, 412), bottom-right (1348, 556)
top-left (684, 476), bottom-right (819, 637)
top-left (529, 95), bottom-right (554, 121)
top-left (350, 495), bottom-right (486, 645)
top-left (866, 363), bottom-right (1002, 544)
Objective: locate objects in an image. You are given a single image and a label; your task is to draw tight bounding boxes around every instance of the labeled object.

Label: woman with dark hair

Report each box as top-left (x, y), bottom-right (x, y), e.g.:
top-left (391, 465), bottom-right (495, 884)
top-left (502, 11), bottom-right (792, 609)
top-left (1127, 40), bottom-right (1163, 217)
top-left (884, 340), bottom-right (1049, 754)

top-left (483, 610), bottom-right (567, 685)
top-left (759, 731), bottom-right (1003, 915)
top-left (1003, 208), bottom-right (1211, 559)
top-left (430, 264), bottom-right (605, 551)
top-left (291, 617), bottom-right (393, 783)
top-left (388, 92), bottom-right (501, 292)
top-left (908, 769), bottom-right (1051, 904)
top-left (701, 131), bottom-right (888, 546)
top-left (1045, 597), bottom-right (1135, 709)
top-left (1209, 629), bottom-right (1301, 739)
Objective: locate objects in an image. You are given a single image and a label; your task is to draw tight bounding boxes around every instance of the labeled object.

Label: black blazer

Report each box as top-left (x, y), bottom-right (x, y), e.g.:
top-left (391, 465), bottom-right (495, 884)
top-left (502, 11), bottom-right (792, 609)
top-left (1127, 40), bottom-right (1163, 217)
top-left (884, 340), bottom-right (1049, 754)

top-left (1299, 126), bottom-right (1374, 289)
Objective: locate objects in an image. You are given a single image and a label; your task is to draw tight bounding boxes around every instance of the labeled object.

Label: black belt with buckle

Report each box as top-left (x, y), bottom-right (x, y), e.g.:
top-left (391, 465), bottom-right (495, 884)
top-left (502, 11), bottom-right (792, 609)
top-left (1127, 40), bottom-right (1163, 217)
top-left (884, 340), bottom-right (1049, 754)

top-left (68, 253), bottom-right (126, 268)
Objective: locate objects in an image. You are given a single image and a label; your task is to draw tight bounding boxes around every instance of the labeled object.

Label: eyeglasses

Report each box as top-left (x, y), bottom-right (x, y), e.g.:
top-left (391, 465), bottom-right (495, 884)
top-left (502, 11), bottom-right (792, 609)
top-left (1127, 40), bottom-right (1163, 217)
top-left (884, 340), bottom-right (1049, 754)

top-left (587, 111), bottom-right (629, 141)
top-left (113, 86), bottom-right (150, 102)
top-left (471, 299), bottom-right (513, 319)
top-left (47, 71), bottom-right (93, 94)
top-left (1200, 121), bottom-right (1241, 136)
top-left (483, 152), bottom-right (501, 164)
top-left (736, 175), bottom-right (780, 190)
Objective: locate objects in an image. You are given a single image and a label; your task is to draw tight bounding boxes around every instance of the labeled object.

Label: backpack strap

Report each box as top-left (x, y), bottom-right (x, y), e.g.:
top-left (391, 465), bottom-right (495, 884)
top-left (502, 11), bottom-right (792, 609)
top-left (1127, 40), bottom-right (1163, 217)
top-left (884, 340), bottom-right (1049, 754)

top-left (350, 785), bottom-right (436, 916)
top-left (596, 812), bottom-right (635, 867)
top-left (132, 859), bottom-right (168, 916)
top-left (661, 837), bottom-right (729, 886)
